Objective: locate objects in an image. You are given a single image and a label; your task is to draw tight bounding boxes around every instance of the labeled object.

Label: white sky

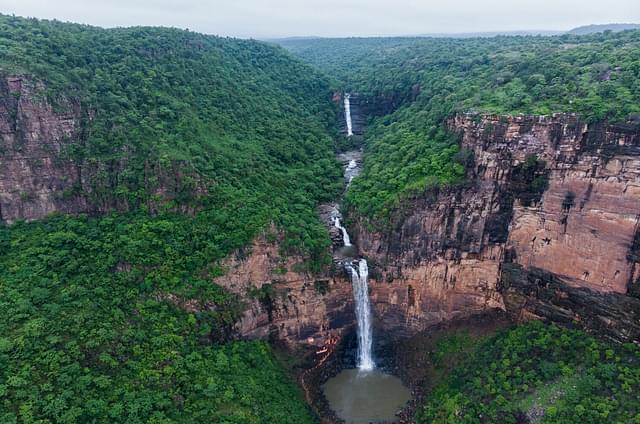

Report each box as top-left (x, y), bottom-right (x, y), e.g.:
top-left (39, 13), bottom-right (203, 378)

top-left (1, 0), bottom-right (639, 38)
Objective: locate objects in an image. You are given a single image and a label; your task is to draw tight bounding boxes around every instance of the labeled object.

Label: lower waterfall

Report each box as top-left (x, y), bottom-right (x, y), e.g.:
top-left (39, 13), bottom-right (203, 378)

top-left (321, 149), bottom-right (410, 423)
top-left (344, 93), bottom-right (354, 137)
top-left (348, 259), bottom-right (375, 371)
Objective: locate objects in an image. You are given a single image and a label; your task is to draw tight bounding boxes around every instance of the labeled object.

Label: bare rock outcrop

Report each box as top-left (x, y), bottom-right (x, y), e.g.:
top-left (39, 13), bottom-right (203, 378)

top-left (354, 113), bottom-right (640, 342)
top-left (0, 75), bottom-right (85, 222)
top-left (0, 74), bottom-right (206, 223)
top-left (213, 232), bottom-right (355, 346)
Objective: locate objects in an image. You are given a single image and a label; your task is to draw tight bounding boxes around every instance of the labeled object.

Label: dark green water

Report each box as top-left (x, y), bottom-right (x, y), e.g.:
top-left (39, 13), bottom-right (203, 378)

top-left (322, 368), bottom-right (411, 423)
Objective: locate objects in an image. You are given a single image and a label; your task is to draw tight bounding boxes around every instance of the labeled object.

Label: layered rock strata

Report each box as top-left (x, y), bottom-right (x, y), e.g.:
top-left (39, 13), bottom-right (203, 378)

top-left (0, 75), bottom-right (85, 222)
top-left (354, 113), bottom-right (640, 341)
top-left (0, 74), bottom-right (205, 224)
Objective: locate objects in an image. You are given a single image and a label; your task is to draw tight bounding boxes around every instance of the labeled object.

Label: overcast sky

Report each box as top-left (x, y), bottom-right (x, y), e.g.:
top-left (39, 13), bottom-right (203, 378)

top-left (1, 0), bottom-right (639, 38)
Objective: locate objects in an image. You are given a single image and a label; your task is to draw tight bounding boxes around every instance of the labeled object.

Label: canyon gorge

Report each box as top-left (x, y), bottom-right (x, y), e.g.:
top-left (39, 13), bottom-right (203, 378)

top-left (148, 106), bottom-right (640, 352)
top-left (3, 14), bottom-right (640, 423)
top-left (3, 81), bottom-right (639, 350)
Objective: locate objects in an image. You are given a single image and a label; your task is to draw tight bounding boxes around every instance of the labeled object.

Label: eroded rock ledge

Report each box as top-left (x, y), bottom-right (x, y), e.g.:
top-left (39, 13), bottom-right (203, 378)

top-left (213, 232), bottom-right (354, 347)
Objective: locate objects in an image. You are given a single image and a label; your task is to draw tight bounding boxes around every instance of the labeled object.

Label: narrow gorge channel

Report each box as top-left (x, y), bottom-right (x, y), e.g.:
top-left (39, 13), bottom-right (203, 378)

top-left (320, 96), bottom-right (411, 423)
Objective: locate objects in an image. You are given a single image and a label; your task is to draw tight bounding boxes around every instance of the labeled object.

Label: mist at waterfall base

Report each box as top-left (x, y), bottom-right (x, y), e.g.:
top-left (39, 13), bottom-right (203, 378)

top-left (323, 110), bottom-right (410, 422)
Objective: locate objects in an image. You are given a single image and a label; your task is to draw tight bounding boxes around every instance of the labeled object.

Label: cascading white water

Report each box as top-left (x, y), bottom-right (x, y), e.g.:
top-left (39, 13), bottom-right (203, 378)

top-left (344, 158), bottom-right (359, 188)
top-left (348, 259), bottom-right (375, 371)
top-left (333, 216), bottom-right (352, 247)
top-left (344, 94), bottom-right (354, 137)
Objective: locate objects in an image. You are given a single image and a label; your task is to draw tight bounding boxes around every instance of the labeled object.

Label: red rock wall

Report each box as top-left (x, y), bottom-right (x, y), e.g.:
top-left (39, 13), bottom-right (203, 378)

top-left (354, 186), bottom-right (506, 336)
top-left (0, 76), bottom-right (86, 222)
top-left (354, 113), bottom-right (640, 340)
top-left (0, 74), bottom-right (206, 223)
top-left (3, 72), bottom-right (638, 343)
top-left (457, 114), bottom-right (640, 294)
top-left (213, 233), bottom-right (355, 347)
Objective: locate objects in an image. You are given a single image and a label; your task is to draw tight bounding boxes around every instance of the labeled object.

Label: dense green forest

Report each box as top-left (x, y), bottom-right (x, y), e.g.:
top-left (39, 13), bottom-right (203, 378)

top-left (281, 31), bottom-right (640, 221)
top-left (1, 14), bottom-right (343, 261)
top-left (0, 214), bottom-right (318, 423)
top-left (0, 15), bottom-right (336, 422)
top-left (417, 321), bottom-right (640, 423)
top-left (3, 12), bottom-right (640, 423)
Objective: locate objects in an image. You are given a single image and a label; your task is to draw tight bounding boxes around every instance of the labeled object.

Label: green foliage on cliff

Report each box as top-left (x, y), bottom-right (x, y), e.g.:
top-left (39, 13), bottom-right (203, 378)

top-left (417, 321), bottom-right (640, 424)
top-left (282, 30), bottom-right (640, 220)
top-left (0, 211), bottom-right (315, 423)
top-left (0, 13), bottom-right (342, 264)
top-left (0, 14), bottom-right (334, 423)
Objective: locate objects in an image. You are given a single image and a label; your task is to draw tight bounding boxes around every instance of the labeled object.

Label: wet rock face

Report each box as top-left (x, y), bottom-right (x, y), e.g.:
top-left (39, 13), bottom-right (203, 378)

top-left (0, 75), bottom-right (86, 222)
top-left (355, 113), bottom-right (640, 341)
top-left (501, 263), bottom-right (640, 343)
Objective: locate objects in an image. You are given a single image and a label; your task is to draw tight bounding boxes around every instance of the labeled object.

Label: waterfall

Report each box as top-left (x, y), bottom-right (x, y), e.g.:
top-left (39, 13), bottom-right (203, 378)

top-left (333, 216), bottom-right (352, 247)
top-left (344, 94), bottom-right (354, 137)
top-left (348, 259), bottom-right (375, 371)
top-left (345, 159), bottom-right (358, 188)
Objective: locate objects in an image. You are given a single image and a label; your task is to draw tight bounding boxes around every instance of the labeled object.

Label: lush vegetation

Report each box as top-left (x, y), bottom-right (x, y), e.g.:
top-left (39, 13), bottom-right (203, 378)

top-left (0, 214), bottom-right (316, 423)
top-left (0, 14), bottom-right (343, 422)
top-left (3, 14), bottom-right (640, 423)
top-left (1, 14), bottom-right (343, 262)
top-left (417, 321), bottom-right (640, 423)
top-left (282, 30), bottom-right (640, 220)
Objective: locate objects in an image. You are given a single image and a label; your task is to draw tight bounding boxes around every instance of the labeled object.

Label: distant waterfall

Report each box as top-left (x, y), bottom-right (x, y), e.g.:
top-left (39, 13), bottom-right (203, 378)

top-left (348, 259), bottom-right (375, 371)
top-left (334, 216), bottom-right (352, 247)
top-left (344, 94), bottom-right (354, 137)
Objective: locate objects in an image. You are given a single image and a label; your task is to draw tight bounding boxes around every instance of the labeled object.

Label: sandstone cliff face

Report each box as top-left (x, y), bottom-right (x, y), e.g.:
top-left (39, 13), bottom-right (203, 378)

top-left (354, 113), bottom-right (640, 341)
top-left (0, 75), bottom-right (86, 222)
top-left (213, 233), bottom-right (355, 346)
top-left (458, 114), bottom-right (640, 294)
top-left (0, 74), bottom-right (205, 224)
top-left (5, 73), bottom-right (638, 344)
top-left (354, 186), bottom-right (506, 336)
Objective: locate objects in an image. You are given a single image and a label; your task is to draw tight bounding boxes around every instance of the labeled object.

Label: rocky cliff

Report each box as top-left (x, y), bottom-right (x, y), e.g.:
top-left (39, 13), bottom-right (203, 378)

top-left (4, 73), bottom-right (638, 345)
top-left (354, 113), bottom-right (640, 342)
top-left (0, 75), bottom-right (86, 222)
top-left (0, 74), bottom-right (205, 224)
top-left (213, 232), bottom-right (355, 347)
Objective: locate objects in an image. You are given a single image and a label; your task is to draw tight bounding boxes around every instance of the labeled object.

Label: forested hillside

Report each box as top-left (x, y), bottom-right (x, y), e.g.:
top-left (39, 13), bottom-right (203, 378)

top-left (0, 14), bottom-right (337, 422)
top-left (281, 31), bottom-right (640, 221)
top-left (2, 15), bottom-right (342, 260)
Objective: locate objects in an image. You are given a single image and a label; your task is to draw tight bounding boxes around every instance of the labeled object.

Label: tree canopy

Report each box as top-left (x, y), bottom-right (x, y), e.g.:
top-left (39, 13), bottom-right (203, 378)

top-left (0, 14), bottom-right (337, 422)
top-left (281, 31), bottom-right (640, 221)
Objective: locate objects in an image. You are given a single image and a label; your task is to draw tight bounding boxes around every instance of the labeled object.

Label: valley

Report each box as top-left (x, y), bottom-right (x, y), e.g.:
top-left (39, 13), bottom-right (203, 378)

top-left (0, 12), bottom-right (639, 424)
